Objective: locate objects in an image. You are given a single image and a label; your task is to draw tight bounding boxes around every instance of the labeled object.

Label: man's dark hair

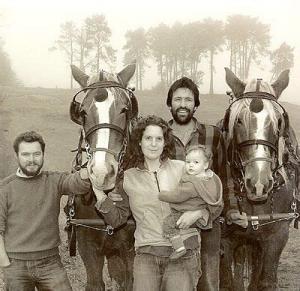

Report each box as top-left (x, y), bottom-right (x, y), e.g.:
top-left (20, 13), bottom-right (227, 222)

top-left (166, 77), bottom-right (200, 107)
top-left (13, 131), bottom-right (46, 154)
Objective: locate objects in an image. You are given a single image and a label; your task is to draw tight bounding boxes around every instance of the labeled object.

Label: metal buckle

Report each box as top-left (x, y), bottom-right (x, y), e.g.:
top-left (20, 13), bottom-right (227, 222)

top-left (106, 225), bottom-right (114, 236)
top-left (251, 219), bottom-right (259, 230)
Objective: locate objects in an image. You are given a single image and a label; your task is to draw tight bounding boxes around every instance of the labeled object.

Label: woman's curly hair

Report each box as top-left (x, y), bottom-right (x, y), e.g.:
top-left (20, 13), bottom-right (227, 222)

top-left (123, 115), bottom-right (174, 170)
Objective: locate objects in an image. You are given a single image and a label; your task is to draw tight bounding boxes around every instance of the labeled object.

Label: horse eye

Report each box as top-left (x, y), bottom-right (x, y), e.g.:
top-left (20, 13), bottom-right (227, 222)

top-left (120, 107), bottom-right (128, 114)
top-left (278, 118), bottom-right (282, 130)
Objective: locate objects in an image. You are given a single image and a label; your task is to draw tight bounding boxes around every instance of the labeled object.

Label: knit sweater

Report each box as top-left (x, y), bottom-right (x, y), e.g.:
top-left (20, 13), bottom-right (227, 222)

top-left (0, 171), bottom-right (90, 260)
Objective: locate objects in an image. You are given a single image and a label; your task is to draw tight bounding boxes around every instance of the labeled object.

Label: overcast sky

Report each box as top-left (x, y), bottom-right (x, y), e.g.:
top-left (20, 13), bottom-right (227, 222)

top-left (1, 0), bottom-right (300, 104)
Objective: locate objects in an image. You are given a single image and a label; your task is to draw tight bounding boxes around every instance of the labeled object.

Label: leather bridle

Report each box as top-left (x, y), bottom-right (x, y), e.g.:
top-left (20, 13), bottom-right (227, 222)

top-left (71, 80), bottom-right (136, 164)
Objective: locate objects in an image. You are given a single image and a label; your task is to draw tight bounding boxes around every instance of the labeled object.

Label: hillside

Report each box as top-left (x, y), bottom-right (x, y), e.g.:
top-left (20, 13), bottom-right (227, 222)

top-left (0, 86), bottom-right (299, 290)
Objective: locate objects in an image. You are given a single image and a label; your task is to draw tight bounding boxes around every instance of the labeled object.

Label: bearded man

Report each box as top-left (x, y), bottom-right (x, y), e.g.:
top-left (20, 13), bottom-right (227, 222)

top-left (167, 77), bottom-right (247, 291)
top-left (0, 131), bottom-right (91, 290)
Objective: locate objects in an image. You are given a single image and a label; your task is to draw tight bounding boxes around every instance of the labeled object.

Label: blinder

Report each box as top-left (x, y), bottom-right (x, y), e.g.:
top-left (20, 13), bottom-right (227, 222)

top-left (70, 98), bottom-right (83, 125)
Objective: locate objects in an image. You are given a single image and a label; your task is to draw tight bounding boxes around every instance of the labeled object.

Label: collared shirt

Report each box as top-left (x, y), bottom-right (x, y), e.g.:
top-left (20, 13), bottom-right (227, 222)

top-left (169, 117), bottom-right (233, 212)
top-left (16, 168), bottom-right (42, 178)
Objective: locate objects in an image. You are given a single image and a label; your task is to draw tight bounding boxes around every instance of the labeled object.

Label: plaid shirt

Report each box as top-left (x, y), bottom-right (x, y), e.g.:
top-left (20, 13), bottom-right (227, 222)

top-left (169, 117), bottom-right (234, 213)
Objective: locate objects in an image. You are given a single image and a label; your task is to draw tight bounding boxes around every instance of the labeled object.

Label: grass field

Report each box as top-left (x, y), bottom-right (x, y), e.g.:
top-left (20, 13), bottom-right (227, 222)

top-left (0, 86), bottom-right (299, 290)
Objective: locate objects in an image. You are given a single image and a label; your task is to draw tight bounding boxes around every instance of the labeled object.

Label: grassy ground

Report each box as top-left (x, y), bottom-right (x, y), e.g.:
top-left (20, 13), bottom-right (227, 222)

top-left (0, 86), bottom-right (299, 290)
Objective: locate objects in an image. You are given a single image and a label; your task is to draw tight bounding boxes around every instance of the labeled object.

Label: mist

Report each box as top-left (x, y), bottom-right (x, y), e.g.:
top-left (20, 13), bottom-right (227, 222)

top-left (1, 0), bottom-right (300, 104)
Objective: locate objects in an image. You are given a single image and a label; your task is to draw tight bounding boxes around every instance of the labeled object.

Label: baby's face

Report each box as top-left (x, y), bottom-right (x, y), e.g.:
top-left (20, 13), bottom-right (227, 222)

top-left (185, 150), bottom-right (208, 175)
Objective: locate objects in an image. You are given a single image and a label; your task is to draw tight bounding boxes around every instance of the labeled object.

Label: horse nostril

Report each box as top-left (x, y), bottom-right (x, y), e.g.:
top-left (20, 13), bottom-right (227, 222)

top-left (110, 165), bottom-right (115, 177)
top-left (246, 178), bottom-right (253, 191)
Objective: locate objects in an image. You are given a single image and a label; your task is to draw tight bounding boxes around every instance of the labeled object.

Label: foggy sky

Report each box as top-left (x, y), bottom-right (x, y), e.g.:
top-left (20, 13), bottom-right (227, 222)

top-left (1, 0), bottom-right (300, 104)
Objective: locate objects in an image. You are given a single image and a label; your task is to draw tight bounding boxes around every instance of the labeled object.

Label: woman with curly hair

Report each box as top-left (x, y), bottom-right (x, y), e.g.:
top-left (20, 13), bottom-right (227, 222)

top-left (91, 115), bottom-right (203, 291)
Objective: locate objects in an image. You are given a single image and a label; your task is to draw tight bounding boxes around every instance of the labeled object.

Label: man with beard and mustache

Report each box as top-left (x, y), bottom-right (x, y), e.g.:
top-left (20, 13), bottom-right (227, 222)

top-left (166, 77), bottom-right (247, 291)
top-left (0, 131), bottom-right (91, 290)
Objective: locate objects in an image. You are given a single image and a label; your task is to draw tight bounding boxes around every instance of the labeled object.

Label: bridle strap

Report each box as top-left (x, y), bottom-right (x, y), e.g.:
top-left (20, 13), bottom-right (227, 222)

top-left (238, 139), bottom-right (278, 153)
top-left (85, 123), bottom-right (125, 140)
top-left (241, 157), bottom-right (274, 167)
top-left (72, 80), bottom-right (133, 162)
top-left (87, 147), bottom-right (119, 160)
top-left (72, 81), bottom-right (134, 103)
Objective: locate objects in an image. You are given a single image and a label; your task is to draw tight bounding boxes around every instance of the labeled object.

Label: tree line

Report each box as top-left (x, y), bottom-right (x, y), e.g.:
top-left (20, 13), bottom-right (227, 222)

top-left (0, 39), bottom-right (20, 86)
top-left (0, 14), bottom-right (294, 91)
top-left (52, 14), bottom-right (294, 92)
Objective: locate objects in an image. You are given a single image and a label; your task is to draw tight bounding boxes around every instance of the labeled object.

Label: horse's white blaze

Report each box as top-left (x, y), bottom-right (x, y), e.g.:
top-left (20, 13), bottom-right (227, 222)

top-left (94, 91), bottom-right (115, 167)
top-left (255, 180), bottom-right (264, 196)
top-left (255, 109), bottom-right (268, 172)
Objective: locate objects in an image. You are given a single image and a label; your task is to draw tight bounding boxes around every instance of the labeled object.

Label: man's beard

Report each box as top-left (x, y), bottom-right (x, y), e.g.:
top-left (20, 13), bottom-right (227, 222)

top-left (171, 107), bottom-right (194, 125)
top-left (19, 162), bottom-right (43, 177)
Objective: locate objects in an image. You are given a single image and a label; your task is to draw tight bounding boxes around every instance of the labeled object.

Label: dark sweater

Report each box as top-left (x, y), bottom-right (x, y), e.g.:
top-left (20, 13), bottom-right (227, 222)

top-left (0, 171), bottom-right (90, 260)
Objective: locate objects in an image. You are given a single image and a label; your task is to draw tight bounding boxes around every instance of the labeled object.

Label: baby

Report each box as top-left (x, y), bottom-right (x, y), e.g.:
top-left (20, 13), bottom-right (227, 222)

top-left (159, 145), bottom-right (223, 260)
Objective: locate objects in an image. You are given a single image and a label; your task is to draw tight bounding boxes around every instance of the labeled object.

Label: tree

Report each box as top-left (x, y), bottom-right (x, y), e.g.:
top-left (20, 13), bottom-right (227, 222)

top-left (148, 23), bottom-right (171, 85)
top-left (123, 28), bottom-right (149, 90)
top-left (184, 21), bottom-right (207, 84)
top-left (202, 18), bottom-right (224, 94)
top-left (225, 15), bottom-right (270, 80)
top-left (270, 42), bottom-right (294, 81)
top-left (85, 14), bottom-right (116, 73)
top-left (50, 21), bottom-right (77, 88)
top-left (0, 42), bottom-right (20, 86)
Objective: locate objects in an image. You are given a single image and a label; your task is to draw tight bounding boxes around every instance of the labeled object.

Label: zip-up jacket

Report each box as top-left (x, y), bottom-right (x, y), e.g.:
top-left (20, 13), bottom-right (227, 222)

top-left (96, 159), bottom-right (199, 248)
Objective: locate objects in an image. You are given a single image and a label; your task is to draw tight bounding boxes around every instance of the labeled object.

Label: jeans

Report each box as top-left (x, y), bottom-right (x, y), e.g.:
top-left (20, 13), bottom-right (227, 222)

top-left (133, 249), bottom-right (201, 291)
top-left (2, 254), bottom-right (72, 291)
top-left (197, 220), bottom-right (221, 291)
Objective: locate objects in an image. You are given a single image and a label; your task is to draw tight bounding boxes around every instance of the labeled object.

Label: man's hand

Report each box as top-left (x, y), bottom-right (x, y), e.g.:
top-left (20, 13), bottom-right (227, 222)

top-left (0, 235), bottom-right (10, 268)
top-left (226, 210), bottom-right (248, 228)
top-left (0, 259), bottom-right (10, 268)
top-left (176, 210), bottom-right (203, 229)
top-left (79, 168), bottom-right (89, 180)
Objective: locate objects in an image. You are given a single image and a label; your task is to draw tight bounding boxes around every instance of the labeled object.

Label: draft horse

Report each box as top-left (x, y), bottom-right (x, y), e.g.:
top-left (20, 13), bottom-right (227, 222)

top-left (66, 62), bottom-right (137, 290)
top-left (220, 68), bottom-right (300, 291)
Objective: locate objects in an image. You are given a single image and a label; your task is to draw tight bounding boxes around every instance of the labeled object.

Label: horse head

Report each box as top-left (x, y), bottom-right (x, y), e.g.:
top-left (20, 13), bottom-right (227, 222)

top-left (70, 62), bottom-right (138, 191)
top-left (224, 67), bottom-right (290, 202)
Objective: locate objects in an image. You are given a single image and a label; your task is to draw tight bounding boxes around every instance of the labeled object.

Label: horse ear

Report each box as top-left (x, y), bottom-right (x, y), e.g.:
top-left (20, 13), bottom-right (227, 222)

top-left (117, 61), bottom-right (136, 87)
top-left (225, 67), bottom-right (246, 98)
top-left (271, 69), bottom-right (290, 99)
top-left (71, 65), bottom-right (89, 88)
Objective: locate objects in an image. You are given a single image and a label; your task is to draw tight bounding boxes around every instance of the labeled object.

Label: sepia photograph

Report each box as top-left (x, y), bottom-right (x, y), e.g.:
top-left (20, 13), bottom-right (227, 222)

top-left (0, 0), bottom-right (299, 290)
